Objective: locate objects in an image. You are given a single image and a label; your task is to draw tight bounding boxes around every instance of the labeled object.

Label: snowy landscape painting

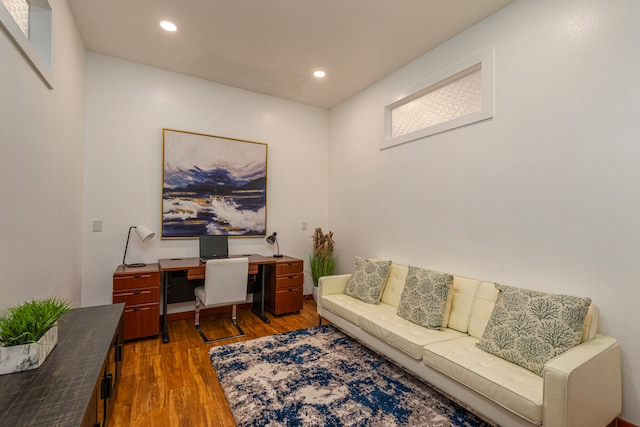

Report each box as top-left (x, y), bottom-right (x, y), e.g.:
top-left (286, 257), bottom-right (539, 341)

top-left (162, 129), bottom-right (267, 238)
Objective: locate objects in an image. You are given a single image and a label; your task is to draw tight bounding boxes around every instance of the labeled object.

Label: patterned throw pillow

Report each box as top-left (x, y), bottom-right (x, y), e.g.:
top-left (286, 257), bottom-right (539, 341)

top-left (476, 285), bottom-right (591, 376)
top-left (343, 257), bottom-right (392, 304)
top-left (396, 266), bottom-right (454, 330)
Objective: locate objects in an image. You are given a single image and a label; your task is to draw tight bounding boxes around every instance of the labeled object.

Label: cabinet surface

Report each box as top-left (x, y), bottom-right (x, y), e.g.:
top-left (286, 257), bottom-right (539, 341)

top-left (0, 304), bottom-right (125, 427)
top-left (113, 263), bottom-right (160, 340)
top-left (266, 256), bottom-right (304, 315)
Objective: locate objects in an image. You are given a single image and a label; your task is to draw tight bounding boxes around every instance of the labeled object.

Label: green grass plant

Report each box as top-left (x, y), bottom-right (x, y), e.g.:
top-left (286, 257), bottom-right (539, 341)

top-left (0, 297), bottom-right (71, 347)
top-left (310, 253), bottom-right (337, 287)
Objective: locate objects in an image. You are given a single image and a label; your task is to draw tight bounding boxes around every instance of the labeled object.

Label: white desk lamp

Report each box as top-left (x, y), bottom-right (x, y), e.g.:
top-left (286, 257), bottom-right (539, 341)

top-left (122, 224), bottom-right (155, 267)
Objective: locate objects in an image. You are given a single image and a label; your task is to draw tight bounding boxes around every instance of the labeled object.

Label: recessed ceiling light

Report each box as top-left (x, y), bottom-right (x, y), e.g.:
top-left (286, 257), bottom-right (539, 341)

top-left (313, 70), bottom-right (326, 78)
top-left (160, 20), bottom-right (177, 32)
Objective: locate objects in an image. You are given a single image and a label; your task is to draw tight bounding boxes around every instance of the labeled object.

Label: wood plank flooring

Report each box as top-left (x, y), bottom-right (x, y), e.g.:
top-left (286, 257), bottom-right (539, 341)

top-left (110, 299), bottom-right (319, 427)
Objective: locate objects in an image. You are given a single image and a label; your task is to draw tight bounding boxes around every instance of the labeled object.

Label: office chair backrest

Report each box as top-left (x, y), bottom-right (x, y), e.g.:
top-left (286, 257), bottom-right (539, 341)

top-left (203, 257), bottom-right (249, 307)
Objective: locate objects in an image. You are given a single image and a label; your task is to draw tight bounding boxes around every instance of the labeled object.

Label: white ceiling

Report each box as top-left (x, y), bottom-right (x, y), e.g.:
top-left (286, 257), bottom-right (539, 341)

top-left (67, 0), bottom-right (514, 109)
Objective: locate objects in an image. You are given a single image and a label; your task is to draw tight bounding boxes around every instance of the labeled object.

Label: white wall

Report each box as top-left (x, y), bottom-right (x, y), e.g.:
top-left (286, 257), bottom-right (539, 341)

top-left (0, 0), bottom-right (85, 310)
top-left (329, 0), bottom-right (640, 423)
top-left (82, 53), bottom-right (329, 312)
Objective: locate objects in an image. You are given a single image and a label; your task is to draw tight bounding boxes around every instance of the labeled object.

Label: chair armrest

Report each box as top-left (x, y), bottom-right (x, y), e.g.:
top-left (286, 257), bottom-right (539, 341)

top-left (317, 274), bottom-right (352, 316)
top-left (543, 335), bottom-right (621, 427)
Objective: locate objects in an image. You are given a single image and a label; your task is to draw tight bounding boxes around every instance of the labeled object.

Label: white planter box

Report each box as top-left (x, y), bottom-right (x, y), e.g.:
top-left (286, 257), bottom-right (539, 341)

top-left (0, 326), bottom-right (58, 375)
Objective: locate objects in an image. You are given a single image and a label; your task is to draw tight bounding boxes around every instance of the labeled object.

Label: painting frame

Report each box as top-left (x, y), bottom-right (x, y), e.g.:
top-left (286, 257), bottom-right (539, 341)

top-left (161, 128), bottom-right (268, 239)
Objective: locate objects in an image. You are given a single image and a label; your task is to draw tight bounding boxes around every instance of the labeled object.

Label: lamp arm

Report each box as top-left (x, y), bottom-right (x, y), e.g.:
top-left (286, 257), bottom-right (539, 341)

top-left (276, 238), bottom-right (280, 256)
top-left (122, 226), bottom-right (135, 266)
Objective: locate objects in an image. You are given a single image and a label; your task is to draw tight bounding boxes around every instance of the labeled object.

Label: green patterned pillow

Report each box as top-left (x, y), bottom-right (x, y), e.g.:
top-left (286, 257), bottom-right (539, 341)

top-left (476, 285), bottom-right (591, 376)
top-left (396, 266), bottom-right (454, 330)
top-left (343, 257), bottom-right (392, 304)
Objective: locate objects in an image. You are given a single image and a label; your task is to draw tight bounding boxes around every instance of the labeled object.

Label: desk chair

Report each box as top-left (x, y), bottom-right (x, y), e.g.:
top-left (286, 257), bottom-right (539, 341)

top-left (194, 257), bottom-right (249, 343)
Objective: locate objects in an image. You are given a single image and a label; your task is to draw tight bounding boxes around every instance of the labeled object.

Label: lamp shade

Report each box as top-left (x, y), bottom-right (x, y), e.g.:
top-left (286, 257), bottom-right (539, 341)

top-left (134, 224), bottom-right (155, 243)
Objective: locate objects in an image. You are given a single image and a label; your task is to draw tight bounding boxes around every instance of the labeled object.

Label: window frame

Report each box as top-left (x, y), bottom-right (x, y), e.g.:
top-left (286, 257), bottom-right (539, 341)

top-left (0, 0), bottom-right (53, 89)
top-left (381, 47), bottom-right (494, 150)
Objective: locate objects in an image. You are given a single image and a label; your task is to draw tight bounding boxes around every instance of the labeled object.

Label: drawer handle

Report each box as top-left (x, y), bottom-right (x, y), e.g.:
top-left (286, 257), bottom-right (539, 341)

top-left (127, 306), bottom-right (151, 313)
top-left (134, 274), bottom-right (141, 278)
top-left (288, 288), bottom-right (293, 292)
top-left (287, 275), bottom-right (294, 279)
top-left (118, 290), bottom-right (151, 297)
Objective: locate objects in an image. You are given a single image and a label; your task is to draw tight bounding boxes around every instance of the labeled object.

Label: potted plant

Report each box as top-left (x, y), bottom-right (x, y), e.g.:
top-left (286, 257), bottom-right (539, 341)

top-left (0, 297), bottom-right (71, 375)
top-left (309, 228), bottom-right (336, 303)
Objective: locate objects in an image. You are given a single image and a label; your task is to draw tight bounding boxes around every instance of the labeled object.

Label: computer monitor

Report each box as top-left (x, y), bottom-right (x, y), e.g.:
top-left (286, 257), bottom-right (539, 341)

top-left (199, 235), bottom-right (229, 261)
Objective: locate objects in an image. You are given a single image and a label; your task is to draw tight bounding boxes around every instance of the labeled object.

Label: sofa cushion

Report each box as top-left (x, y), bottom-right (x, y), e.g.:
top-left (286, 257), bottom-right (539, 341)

top-left (320, 294), bottom-right (396, 325)
top-left (446, 276), bottom-right (480, 333)
top-left (467, 281), bottom-right (499, 339)
top-left (359, 310), bottom-right (466, 359)
top-left (396, 266), bottom-right (454, 330)
top-left (380, 264), bottom-right (408, 307)
top-left (343, 257), bottom-right (392, 304)
top-left (476, 285), bottom-right (591, 376)
top-left (423, 336), bottom-right (543, 425)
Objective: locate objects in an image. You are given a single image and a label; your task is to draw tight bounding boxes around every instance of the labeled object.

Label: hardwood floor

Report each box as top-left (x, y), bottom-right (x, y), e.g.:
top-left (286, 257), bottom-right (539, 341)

top-left (111, 299), bottom-right (319, 427)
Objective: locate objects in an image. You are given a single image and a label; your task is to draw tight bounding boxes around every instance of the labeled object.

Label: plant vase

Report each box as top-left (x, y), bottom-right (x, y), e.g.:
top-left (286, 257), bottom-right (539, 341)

top-left (0, 326), bottom-right (58, 375)
top-left (312, 286), bottom-right (318, 304)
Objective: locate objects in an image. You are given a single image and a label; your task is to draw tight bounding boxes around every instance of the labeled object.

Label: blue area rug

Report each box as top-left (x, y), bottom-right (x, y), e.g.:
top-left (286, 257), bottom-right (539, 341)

top-left (209, 325), bottom-right (495, 427)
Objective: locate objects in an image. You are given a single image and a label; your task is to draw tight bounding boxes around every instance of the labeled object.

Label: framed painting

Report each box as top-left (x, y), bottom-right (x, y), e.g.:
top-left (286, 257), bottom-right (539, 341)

top-left (162, 128), bottom-right (268, 238)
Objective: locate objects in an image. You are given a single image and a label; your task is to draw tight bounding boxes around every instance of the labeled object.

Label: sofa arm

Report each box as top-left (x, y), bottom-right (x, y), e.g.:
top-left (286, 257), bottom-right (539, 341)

top-left (317, 274), bottom-right (351, 316)
top-left (543, 335), bottom-right (621, 427)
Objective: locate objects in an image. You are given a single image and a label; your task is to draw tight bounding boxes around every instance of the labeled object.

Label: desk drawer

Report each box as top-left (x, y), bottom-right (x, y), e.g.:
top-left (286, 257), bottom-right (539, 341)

top-left (123, 303), bottom-right (159, 341)
top-left (113, 287), bottom-right (160, 306)
top-left (273, 286), bottom-right (303, 314)
top-left (276, 260), bottom-right (303, 275)
top-left (113, 272), bottom-right (160, 291)
top-left (276, 273), bottom-right (303, 289)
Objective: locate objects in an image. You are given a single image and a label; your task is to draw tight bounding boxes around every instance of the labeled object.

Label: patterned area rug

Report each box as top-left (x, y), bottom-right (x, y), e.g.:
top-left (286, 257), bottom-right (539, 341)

top-left (209, 325), bottom-right (495, 427)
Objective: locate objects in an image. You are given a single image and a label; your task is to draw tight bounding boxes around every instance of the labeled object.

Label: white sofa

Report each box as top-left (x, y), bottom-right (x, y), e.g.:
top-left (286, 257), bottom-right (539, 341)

top-left (317, 263), bottom-right (621, 427)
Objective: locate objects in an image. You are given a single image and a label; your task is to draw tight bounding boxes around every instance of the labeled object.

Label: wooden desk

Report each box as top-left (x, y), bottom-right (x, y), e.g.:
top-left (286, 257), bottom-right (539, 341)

top-left (158, 255), bottom-right (276, 343)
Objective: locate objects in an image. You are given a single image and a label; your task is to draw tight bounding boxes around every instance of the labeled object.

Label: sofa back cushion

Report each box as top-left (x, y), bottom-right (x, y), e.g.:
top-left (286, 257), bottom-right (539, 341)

top-left (446, 276), bottom-right (481, 333)
top-left (468, 281), bottom-right (500, 339)
top-left (581, 303), bottom-right (599, 343)
top-left (380, 263), bottom-right (409, 306)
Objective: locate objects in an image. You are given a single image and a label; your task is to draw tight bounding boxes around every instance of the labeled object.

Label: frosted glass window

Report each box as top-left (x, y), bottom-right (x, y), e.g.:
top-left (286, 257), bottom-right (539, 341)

top-left (1, 0), bottom-right (28, 36)
top-left (382, 48), bottom-right (493, 149)
top-left (391, 67), bottom-right (482, 138)
top-left (0, 0), bottom-right (53, 88)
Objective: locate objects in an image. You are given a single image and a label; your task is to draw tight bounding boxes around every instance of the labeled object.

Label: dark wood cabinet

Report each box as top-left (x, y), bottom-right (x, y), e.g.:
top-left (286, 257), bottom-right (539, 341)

top-left (266, 256), bottom-right (304, 315)
top-left (113, 264), bottom-right (160, 340)
top-left (0, 304), bottom-right (125, 426)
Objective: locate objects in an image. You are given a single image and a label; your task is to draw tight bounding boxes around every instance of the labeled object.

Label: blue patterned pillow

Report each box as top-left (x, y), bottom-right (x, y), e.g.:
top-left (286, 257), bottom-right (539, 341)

top-left (396, 266), bottom-right (454, 330)
top-left (343, 257), bottom-right (392, 304)
top-left (476, 285), bottom-right (591, 376)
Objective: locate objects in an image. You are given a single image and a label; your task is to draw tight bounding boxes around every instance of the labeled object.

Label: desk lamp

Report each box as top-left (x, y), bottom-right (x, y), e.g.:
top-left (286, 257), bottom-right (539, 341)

top-left (122, 224), bottom-right (155, 267)
top-left (265, 232), bottom-right (283, 257)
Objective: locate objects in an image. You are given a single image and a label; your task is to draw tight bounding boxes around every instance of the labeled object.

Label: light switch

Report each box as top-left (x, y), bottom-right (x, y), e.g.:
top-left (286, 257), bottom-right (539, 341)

top-left (301, 221), bottom-right (307, 230)
top-left (92, 219), bottom-right (103, 232)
